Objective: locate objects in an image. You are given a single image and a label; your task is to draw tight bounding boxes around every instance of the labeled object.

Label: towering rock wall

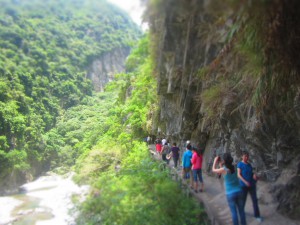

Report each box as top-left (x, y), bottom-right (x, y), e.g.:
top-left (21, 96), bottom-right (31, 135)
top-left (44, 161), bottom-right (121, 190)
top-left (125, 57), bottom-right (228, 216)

top-left (147, 0), bottom-right (300, 219)
top-left (87, 47), bottom-right (130, 92)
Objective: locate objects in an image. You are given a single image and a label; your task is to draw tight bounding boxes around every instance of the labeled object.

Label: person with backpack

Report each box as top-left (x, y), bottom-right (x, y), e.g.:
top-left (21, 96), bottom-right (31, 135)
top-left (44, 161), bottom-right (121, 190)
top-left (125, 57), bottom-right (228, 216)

top-left (212, 153), bottom-right (246, 225)
top-left (161, 142), bottom-right (170, 164)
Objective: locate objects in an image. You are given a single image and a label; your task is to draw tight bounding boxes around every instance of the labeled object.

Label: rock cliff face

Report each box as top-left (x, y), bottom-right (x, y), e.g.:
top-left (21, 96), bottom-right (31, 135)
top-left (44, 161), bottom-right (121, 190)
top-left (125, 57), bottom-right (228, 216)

top-left (87, 47), bottom-right (130, 92)
top-left (147, 0), bottom-right (300, 220)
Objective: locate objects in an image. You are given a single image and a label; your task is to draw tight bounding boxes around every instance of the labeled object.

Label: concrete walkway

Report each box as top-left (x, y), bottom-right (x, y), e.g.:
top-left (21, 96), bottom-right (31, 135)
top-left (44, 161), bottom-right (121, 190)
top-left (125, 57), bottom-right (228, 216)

top-left (149, 145), bottom-right (300, 225)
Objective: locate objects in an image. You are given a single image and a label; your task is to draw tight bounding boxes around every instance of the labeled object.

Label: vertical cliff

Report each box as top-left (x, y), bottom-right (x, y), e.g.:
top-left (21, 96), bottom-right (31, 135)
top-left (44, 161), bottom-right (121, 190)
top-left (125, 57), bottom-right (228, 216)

top-left (146, 0), bottom-right (300, 219)
top-left (87, 47), bottom-right (130, 92)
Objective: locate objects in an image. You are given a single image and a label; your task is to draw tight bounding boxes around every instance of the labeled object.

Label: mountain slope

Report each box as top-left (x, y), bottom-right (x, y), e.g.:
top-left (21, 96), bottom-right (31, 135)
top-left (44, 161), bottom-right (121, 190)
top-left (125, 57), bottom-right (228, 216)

top-left (0, 0), bottom-right (141, 193)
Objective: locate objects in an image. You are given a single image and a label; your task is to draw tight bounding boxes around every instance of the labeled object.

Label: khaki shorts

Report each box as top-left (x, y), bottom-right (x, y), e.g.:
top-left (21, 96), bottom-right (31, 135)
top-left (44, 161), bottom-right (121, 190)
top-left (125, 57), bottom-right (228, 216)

top-left (182, 167), bottom-right (192, 179)
top-left (183, 167), bottom-right (191, 173)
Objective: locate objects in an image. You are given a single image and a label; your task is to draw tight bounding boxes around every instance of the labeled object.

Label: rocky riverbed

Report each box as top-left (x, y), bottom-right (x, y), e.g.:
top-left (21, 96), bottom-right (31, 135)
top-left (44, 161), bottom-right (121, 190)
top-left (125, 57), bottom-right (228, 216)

top-left (0, 172), bottom-right (89, 225)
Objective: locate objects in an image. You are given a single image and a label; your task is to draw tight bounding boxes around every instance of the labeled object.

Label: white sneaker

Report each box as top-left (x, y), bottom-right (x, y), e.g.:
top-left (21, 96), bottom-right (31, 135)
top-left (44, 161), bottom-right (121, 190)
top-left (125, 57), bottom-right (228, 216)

top-left (255, 217), bottom-right (263, 223)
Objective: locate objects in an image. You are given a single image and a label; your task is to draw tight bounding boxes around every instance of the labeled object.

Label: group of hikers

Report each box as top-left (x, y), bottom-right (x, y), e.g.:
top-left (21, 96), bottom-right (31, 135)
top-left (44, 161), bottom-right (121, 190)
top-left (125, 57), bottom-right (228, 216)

top-left (154, 138), bottom-right (262, 225)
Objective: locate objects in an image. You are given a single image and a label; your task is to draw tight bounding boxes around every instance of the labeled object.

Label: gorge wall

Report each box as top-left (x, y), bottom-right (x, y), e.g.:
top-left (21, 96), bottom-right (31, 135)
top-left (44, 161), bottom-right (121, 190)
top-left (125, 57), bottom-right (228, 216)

top-left (147, 0), bottom-right (300, 220)
top-left (87, 47), bottom-right (130, 92)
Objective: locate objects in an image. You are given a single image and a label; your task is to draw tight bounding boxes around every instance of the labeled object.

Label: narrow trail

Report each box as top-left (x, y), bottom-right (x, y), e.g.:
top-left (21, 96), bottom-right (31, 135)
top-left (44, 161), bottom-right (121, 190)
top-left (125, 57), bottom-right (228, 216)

top-left (148, 145), bottom-right (300, 225)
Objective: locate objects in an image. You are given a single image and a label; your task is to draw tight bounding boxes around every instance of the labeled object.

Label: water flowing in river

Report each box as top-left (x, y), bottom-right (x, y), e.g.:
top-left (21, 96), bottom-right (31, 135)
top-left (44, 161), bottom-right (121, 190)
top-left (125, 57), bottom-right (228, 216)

top-left (0, 173), bottom-right (89, 225)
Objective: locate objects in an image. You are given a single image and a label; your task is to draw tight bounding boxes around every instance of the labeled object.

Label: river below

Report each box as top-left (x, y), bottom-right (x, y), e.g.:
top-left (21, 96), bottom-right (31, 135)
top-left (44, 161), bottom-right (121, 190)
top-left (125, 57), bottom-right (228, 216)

top-left (0, 172), bottom-right (89, 225)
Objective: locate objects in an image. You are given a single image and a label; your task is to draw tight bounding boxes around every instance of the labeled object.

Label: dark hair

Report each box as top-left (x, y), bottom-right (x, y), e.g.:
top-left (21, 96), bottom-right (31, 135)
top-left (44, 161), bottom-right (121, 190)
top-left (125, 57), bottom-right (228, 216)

top-left (197, 148), bottom-right (203, 156)
top-left (223, 153), bottom-right (235, 173)
top-left (242, 150), bottom-right (249, 156)
top-left (192, 147), bottom-right (202, 156)
top-left (187, 144), bottom-right (192, 150)
top-left (173, 142), bottom-right (177, 146)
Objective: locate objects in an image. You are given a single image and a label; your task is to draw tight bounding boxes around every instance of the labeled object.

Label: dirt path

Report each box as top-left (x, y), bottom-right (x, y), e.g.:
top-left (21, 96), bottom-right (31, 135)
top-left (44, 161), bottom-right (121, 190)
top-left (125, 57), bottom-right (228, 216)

top-left (149, 145), bottom-right (300, 225)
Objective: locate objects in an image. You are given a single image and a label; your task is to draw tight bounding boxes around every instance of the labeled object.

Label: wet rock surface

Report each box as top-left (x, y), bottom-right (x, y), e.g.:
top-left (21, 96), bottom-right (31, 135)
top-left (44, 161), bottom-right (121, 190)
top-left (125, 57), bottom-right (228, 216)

top-left (147, 0), bottom-right (300, 219)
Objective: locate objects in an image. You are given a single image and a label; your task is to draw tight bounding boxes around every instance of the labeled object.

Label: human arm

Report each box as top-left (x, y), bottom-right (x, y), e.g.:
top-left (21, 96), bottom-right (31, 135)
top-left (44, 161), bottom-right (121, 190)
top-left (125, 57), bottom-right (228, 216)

top-left (237, 167), bottom-right (251, 187)
top-left (212, 156), bottom-right (226, 174)
top-left (160, 146), bottom-right (164, 155)
top-left (253, 173), bottom-right (258, 181)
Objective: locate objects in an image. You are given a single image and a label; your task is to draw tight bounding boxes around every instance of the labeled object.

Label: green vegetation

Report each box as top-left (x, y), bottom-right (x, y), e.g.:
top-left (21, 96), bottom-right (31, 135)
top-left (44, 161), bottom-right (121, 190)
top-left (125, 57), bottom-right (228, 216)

top-left (0, 1), bottom-right (207, 223)
top-left (38, 34), bottom-right (206, 224)
top-left (0, 0), bottom-right (140, 180)
top-left (72, 35), bottom-right (207, 225)
top-left (77, 143), bottom-right (205, 225)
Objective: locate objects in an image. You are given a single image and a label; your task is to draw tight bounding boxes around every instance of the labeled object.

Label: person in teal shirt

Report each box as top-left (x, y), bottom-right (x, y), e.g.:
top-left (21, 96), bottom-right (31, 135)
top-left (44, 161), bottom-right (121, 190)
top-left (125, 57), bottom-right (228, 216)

top-left (212, 153), bottom-right (246, 225)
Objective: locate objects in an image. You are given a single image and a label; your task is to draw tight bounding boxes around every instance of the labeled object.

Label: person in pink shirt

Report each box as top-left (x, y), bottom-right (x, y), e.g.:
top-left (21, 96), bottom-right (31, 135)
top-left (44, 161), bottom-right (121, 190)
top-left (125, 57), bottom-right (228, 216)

top-left (155, 138), bottom-right (162, 154)
top-left (191, 147), bottom-right (204, 193)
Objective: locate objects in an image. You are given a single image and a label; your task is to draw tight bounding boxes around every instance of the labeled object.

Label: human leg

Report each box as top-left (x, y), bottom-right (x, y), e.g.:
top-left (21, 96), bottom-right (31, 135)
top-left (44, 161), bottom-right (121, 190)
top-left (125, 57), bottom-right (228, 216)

top-left (241, 186), bottom-right (248, 209)
top-left (226, 193), bottom-right (239, 225)
top-left (237, 191), bottom-right (246, 225)
top-left (198, 169), bottom-right (204, 191)
top-left (176, 157), bottom-right (179, 167)
top-left (182, 168), bottom-right (186, 179)
top-left (173, 157), bottom-right (178, 167)
top-left (184, 167), bottom-right (193, 188)
top-left (193, 169), bottom-right (198, 191)
top-left (162, 154), bottom-right (167, 162)
top-left (189, 169), bottom-right (193, 186)
top-left (249, 185), bottom-right (261, 218)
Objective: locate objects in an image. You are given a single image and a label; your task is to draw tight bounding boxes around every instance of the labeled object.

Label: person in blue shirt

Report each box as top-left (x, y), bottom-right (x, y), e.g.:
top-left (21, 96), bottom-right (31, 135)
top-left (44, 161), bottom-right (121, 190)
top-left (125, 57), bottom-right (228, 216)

top-left (182, 144), bottom-right (193, 188)
top-left (237, 150), bottom-right (262, 222)
top-left (212, 153), bottom-right (246, 225)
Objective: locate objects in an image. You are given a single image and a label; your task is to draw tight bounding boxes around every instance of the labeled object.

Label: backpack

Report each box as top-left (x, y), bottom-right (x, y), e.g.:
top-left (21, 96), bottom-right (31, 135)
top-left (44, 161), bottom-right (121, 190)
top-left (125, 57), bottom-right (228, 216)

top-left (162, 145), bottom-right (169, 154)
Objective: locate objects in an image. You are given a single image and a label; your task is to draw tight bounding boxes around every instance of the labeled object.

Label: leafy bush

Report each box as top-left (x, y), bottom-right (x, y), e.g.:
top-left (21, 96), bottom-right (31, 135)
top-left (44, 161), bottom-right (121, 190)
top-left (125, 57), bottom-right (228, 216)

top-left (76, 143), bottom-right (206, 225)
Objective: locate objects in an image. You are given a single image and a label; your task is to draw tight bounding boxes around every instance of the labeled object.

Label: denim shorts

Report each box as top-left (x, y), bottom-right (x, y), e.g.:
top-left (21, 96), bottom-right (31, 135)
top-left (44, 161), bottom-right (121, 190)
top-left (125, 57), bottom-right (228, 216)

top-left (193, 169), bottom-right (203, 182)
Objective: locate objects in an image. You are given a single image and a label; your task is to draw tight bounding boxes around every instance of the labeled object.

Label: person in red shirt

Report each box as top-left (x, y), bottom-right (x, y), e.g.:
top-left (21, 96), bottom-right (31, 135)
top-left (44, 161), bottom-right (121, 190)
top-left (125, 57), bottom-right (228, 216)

top-left (191, 147), bottom-right (204, 193)
top-left (155, 138), bottom-right (162, 154)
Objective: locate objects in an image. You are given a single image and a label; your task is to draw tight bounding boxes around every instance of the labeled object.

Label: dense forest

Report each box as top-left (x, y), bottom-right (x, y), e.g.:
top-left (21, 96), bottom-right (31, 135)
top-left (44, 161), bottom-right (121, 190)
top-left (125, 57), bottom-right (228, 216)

top-left (0, 0), bottom-right (208, 224)
top-left (0, 0), bottom-right (140, 185)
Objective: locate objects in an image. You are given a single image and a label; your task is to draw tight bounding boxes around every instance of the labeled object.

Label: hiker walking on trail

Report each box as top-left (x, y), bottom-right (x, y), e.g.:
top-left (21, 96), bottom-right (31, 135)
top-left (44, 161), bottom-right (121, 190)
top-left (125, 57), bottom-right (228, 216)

top-left (161, 142), bottom-right (170, 164)
top-left (182, 144), bottom-right (193, 188)
top-left (212, 153), bottom-right (246, 225)
top-left (171, 142), bottom-right (180, 168)
top-left (237, 150), bottom-right (262, 222)
top-left (162, 138), bottom-right (167, 146)
top-left (147, 136), bottom-right (151, 144)
top-left (191, 147), bottom-right (204, 193)
top-left (155, 138), bottom-right (162, 154)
